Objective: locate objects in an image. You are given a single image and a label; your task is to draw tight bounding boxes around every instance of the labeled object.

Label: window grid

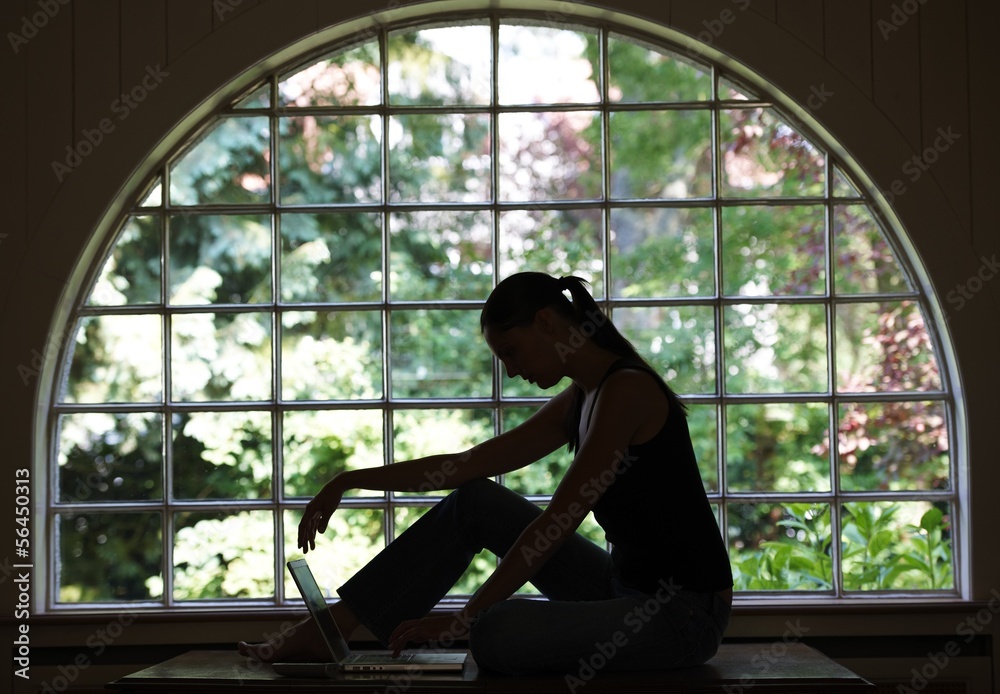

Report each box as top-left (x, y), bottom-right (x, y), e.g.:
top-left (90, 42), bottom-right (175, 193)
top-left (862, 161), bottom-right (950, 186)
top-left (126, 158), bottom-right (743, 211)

top-left (48, 15), bottom-right (957, 610)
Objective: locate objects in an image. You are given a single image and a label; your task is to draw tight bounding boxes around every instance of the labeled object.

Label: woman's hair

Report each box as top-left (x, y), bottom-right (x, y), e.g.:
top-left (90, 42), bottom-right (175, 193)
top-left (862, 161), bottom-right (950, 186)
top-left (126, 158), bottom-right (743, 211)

top-left (481, 272), bottom-right (686, 451)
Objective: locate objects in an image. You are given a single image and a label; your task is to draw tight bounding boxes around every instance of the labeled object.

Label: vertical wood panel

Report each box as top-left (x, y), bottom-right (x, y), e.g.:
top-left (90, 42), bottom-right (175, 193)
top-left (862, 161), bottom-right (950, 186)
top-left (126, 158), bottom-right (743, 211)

top-left (121, 0), bottom-right (167, 91)
top-left (775, 0), bottom-right (823, 53)
top-left (0, 0), bottom-right (27, 301)
top-left (823, 0), bottom-right (873, 97)
top-left (871, 0), bottom-right (921, 152)
top-left (919, 0), bottom-right (970, 233)
top-left (74, 1), bottom-right (120, 137)
top-left (968, 0), bottom-right (1000, 253)
top-left (24, 0), bottom-right (73, 232)
top-left (166, 0), bottom-right (214, 64)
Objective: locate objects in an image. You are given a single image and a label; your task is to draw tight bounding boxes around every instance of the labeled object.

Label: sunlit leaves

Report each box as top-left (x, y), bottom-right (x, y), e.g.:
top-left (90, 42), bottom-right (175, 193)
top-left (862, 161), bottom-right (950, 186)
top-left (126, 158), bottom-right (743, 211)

top-left (56, 19), bottom-right (952, 603)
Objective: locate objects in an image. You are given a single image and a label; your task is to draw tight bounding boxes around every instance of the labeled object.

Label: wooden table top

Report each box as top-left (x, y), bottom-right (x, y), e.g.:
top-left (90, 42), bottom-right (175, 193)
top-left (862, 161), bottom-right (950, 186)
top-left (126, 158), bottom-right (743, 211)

top-left (108, 642), bottom-right (874, 693)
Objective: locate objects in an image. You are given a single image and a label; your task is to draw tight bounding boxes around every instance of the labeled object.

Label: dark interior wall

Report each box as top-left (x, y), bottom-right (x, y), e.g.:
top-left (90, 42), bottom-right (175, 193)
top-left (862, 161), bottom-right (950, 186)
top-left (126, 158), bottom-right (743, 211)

top-left (1, 1), bottom-right (997, 691)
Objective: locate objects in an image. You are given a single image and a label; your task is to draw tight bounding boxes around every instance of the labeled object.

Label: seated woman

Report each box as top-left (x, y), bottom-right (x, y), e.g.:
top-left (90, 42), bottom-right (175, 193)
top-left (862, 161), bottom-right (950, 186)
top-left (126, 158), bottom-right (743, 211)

top-left (240, 271), bottom-right (732, 675)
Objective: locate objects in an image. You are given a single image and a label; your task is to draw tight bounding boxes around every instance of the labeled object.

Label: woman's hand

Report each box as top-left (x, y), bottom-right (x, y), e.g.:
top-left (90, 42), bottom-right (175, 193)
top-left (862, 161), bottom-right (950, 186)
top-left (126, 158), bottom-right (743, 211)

top-left (297, 477), bottom-right (346, 553)
top-left (387, 613), bottom-right (471, 657)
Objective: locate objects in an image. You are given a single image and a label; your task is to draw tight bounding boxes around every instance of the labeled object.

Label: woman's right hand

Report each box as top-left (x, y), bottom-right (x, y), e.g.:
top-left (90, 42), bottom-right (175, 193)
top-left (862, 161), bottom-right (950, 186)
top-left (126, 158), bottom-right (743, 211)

top-left (297, 477), bottom-right (346, 553)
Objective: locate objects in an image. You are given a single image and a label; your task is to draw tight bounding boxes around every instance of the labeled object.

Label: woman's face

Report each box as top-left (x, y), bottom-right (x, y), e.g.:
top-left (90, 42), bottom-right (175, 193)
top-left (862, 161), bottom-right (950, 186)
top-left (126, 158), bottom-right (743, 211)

top-left (483, 311), bottom-right (565, 389)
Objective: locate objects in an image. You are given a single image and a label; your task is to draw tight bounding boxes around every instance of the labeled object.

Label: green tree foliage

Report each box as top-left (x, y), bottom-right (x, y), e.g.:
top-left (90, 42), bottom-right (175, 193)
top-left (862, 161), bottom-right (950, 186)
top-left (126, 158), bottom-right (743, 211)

top-left (57, 21), bottom-right (950, 603)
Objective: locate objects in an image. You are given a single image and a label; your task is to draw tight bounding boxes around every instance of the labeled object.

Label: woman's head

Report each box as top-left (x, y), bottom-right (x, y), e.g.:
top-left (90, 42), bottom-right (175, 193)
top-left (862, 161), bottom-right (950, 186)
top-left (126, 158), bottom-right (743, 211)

top-left (480, 272), bottom-right (651, 387)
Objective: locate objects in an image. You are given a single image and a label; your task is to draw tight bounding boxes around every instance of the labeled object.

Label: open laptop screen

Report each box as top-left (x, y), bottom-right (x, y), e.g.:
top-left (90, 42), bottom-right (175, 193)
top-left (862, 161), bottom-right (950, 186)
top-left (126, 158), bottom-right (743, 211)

top-left (287, 559), bottom-right (352, 663)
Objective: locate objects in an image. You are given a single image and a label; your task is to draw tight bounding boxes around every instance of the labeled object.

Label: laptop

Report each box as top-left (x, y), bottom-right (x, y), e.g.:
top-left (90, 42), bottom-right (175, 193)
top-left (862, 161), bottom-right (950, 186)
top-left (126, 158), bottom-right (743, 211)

top-left (272, 558), bottom-right (467, 676)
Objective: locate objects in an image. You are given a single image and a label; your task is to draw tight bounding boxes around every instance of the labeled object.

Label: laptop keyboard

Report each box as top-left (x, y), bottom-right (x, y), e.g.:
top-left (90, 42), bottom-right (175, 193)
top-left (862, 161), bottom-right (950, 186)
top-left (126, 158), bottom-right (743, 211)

top-left (351, 654), bottom-right (415, 664)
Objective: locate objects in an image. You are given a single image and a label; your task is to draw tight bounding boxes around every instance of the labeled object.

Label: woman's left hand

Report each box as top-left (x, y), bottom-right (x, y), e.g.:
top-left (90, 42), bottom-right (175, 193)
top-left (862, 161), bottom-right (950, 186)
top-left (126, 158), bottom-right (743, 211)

top-left (387, 613), bottom-right (470, 657)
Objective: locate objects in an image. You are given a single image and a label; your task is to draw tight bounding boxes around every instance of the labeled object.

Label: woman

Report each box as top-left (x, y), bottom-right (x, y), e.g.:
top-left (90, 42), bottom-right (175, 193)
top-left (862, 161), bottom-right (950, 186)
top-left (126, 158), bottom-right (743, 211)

top-left (240, 272), bottom-right (732, 674)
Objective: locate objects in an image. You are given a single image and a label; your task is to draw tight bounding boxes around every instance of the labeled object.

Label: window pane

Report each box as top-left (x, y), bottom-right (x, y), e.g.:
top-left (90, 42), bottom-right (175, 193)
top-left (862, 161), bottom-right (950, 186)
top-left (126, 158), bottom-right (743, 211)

top-left (498, 111), bottom-right (601, 200)
top-left (608, 34), bottom-right (711, 102)
top-left (610, 110), bottom-right (712, 198)
top-left (837, 401), bottom-right (949, 491)
top-left (172, 411), bottom-right (272, 500)
top-left (88, 215), bottom-right (161, 306)
top-left (835, 301), bottom-right (941, 393)
top-left (169, 214), bottom-right (271, 305)
top-left (234, 83), bottom-right (270, 109)
top-left (140, 180), bottom-right (162, 207)
top-left (57, 413), bottom-right (162, 503)
top-left (610, 207), bottom-right (714, 298)
top-left (390, 311), bottom-right (493, 398)
top-left (719, 76), bottom-right (758, 101)
top-left (728, 502), bottom-right (832, 591)
top-left (388, 25), bottom-right (491, 105)
top-left (395, 505), bottom-right (492, 595)
top-left (390, 210), bottom-right (493, 301)
top-left (284, 508), bottom-right (385, 596)
top-left (832, 166), bottom-right (861, 198)
top-left (169, 116), bottom-right (270, 205)
top-left (720, 108), bottom-right (825, 198)
top-left (725, 402), bottom-right (831, 493)
top-left (282, 310), bottom-right (383, 401)
top-left (686, 404), bottom-right (719, 493)
top-left (501, 405), bottom-right (573, 496)
top-left (279, 42), bottom-right (381, 107)
top-left (58, 512), bottom-right (162, 602)
top-left (724, 303), bottom-right (828, 393)
top-left (498, 24), bottom-right (600, 105)
top-left (498, 208), bottom-right (604, 285)
top-left (613, 305), bottom-right (716, 395)
top-left (63, 314), bottom-right (162, 403)
top-left (721, 205), bottom-right (825, 296)
top-left (281, 212), bottom-right (382, 303)
top-left (279, 115), bottom-right (382, 204)
top-left (283, 409), bottom-right (384, 498)
top-left (173, 510), bottom-right (275, 600)
top-left (834, 205), bottom-right (911, 294)
top-left (389, 113), bottom-right (491, 202)
top-left (841, 501), bottom-right (953, 591)
top-left (171, 312), bottom-right (272, 402)
top-left (392, 409), bottom-right (493, 490)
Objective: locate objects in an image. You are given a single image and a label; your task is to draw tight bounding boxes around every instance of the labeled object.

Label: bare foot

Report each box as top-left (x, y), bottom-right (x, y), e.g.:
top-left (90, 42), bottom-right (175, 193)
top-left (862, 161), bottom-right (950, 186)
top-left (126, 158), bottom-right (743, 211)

top-left (238, 617), bottom-right (330, 663)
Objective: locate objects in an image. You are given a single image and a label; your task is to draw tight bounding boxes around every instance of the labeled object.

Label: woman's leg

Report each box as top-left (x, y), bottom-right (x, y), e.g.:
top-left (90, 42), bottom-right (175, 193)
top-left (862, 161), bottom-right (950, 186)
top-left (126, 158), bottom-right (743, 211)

top-left (469, 585), bottom-right (732, 676)
top-left (242, 477), bottom-right (615, 660)
top-left (337, 477), bottom-right (616, 645)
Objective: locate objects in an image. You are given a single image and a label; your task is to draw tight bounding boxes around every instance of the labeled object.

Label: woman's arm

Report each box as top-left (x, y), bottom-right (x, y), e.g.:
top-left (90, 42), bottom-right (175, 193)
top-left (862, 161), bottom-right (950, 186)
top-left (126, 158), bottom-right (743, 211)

top-left (299, 385), bottom-right (577, 551)
top-left (387, 370), bottom-right (661, 651)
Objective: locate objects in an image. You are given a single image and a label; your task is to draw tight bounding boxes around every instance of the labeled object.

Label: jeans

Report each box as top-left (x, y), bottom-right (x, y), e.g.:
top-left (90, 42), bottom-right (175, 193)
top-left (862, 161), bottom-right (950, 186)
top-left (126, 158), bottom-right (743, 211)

top-left (337, 478), bottom-right (731, 675)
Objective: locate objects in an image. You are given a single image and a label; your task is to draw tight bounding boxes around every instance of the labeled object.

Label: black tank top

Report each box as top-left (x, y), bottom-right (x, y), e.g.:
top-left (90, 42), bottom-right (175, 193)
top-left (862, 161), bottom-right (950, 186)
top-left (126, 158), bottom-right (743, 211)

top-left (582, 358), bottom-right (733, 594)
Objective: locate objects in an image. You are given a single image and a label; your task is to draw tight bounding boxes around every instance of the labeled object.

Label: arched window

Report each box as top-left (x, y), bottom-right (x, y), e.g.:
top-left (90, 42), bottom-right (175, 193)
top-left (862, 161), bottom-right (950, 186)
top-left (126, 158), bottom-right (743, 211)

top-left (50, 14), bottom-right (955, 609)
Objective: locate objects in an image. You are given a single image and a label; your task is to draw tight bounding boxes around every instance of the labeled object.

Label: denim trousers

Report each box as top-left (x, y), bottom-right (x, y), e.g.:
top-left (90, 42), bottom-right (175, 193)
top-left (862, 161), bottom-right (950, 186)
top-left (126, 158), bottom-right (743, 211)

top-left (337, 478), bottom-right (731, 675)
